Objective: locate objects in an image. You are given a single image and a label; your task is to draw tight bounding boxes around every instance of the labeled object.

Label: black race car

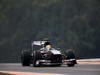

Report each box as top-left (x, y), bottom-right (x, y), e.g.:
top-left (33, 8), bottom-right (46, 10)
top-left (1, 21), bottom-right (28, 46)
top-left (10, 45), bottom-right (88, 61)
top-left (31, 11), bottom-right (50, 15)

top-left (21, 41), bottom-right (77, 67)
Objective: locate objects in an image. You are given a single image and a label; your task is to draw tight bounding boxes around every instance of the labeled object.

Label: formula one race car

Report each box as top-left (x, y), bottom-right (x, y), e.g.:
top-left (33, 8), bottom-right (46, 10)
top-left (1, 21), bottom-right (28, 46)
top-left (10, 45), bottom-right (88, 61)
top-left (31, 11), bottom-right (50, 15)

top-left (21, 41), bottom-right (77, 67)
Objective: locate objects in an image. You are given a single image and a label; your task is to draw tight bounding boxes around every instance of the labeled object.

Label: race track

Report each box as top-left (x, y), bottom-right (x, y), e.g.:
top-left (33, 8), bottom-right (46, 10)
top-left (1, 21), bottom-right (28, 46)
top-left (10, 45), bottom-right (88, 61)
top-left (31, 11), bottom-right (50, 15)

top-left (0, 63), bottom-right (100, 75)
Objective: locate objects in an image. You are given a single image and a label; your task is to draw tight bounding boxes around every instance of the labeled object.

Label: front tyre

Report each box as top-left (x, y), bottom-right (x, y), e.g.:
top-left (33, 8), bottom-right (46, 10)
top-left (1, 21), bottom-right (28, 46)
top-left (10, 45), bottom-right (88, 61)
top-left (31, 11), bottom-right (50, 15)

top-left (33, 51), bottom-right (42, 67)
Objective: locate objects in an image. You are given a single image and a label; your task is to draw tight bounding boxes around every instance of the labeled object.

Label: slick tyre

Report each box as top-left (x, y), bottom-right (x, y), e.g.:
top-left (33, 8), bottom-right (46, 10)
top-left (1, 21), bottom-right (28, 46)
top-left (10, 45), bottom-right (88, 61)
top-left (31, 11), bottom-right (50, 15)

top-left (33, 51), bottom-right (42, 67)
top-left (65, 49), bottom-right (75, 59)
top-left (21, 50), bottom-right (31, 66)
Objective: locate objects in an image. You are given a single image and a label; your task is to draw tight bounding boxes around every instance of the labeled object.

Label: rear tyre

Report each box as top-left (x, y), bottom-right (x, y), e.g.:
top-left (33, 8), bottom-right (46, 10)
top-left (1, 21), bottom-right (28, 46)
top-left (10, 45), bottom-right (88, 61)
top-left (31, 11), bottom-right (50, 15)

top-left (21, 50), bottom-right (31, 66)
top-left (55, 64), bottom-right (62, 67)
top-left (65, 49), bottom-right (75, 59)
top-left (65, 49), bottom-right (76, 67)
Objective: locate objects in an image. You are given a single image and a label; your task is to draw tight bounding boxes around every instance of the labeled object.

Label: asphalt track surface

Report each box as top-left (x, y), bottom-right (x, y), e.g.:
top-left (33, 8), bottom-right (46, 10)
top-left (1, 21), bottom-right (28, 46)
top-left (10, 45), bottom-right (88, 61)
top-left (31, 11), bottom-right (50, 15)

top-left (0, 63), bottom-right (100, 75)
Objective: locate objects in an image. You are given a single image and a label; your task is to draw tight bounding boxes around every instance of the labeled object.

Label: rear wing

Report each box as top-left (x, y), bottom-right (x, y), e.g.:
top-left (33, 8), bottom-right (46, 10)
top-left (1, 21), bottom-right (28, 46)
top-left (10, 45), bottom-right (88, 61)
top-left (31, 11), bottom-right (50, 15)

top-left (31, 41), bottom-right (47, 46)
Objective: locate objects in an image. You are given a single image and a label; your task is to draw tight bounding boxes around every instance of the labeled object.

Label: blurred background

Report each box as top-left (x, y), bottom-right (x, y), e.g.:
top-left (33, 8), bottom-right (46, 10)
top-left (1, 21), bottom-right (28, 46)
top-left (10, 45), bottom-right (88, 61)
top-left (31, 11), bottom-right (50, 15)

top-left (0, 0), bottom-right (100, 62)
